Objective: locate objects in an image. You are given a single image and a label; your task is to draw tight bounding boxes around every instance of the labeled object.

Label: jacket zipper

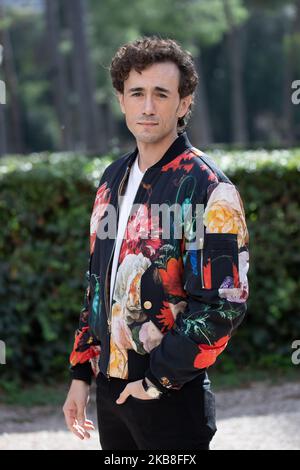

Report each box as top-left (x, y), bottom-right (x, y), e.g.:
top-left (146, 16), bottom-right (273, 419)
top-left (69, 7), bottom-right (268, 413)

top-left (105, 165), bottom-right (130, 379)
top-left (199, 237), bottom-right (204, 288)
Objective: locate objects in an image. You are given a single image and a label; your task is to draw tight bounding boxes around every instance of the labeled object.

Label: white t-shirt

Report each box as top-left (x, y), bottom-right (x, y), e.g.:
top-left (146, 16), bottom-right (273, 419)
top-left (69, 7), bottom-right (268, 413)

top-left (109, 154), bottom-right (145, 310)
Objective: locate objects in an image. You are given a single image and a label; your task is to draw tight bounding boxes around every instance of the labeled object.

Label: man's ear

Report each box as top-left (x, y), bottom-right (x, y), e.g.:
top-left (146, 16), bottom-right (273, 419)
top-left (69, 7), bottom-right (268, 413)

top-left (177, 94), bottom-right (193, 119)
top-left (117, 91), bottom-right (125, 114)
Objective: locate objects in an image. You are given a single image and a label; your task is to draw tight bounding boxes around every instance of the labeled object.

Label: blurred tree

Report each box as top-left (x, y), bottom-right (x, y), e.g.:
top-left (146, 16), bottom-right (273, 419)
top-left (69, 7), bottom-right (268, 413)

top-left (0, 3), bottom-right (57, 152)
top-left (45, 0), bottom-right (72, 150)
top-left (0, 0), bottom-right (24, 153)
top-left (0, 43), bottom-right (6, 156)
top-left (281, 0), bottom-right (300, 145)
top-left (223, 0), bottom-right (249, 145)
top-left (249, 0), bottom-right (300, 146)
top-left (62, 0), bottom-right (106, 153)
top-left (0, 99), bottom-right (5, 155)
top-left (0, 0), bottom-right (299, 153)
top-left (89, 0), bottom-right (249, 147)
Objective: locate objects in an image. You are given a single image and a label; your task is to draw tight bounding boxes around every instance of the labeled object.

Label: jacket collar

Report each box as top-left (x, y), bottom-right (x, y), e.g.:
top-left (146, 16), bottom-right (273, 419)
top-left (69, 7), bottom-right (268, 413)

top-left (125, 131), bottom-right (193, 170)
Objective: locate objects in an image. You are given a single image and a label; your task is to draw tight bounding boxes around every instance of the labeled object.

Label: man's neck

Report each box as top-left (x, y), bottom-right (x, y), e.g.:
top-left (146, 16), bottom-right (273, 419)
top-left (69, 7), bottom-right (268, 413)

top-left (136, 130), bottom-right (178, 173)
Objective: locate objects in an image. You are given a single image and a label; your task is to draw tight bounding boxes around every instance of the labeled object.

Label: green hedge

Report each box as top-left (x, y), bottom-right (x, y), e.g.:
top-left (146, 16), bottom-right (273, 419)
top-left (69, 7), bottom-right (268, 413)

top-left (0, 148), bottom-right (299, 385)
top-left (212, 148), bottom-right (300, 373)
top-left (0, 153), bottom-right (110, 384)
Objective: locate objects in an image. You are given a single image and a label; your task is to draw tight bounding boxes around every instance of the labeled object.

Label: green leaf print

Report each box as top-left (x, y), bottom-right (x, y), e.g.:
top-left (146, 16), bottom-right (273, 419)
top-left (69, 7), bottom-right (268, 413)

top-left (90, 274), bottom-right (101, 336)
top-left (131, 326), bottom-right (147, 355)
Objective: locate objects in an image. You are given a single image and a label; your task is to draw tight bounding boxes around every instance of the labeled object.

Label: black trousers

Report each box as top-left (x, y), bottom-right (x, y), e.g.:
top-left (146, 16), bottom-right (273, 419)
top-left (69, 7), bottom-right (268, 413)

top-left (96, 371), bottom-right (217, 450)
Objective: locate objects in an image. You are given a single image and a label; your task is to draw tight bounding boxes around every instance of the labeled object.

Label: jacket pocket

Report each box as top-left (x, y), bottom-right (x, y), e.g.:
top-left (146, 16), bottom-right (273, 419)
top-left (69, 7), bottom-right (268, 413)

top-left (202, 233), bottom-right (239, 290)
top-left (128, 395), bottom-right (160, 403)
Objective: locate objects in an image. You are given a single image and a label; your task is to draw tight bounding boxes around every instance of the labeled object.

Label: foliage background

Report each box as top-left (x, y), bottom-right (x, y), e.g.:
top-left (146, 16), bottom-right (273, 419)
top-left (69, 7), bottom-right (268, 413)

top-left (0, 149), bottom-right (299, 384)
top-left (0, 0), bottom-right (300, 387)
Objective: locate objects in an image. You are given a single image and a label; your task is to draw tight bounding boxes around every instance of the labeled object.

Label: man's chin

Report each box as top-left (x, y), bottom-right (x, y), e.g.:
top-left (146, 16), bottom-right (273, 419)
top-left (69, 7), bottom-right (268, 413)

top-left (137, 135), bottom-right (160, 144)
top-left (133, 129), bottom-right (165, 144)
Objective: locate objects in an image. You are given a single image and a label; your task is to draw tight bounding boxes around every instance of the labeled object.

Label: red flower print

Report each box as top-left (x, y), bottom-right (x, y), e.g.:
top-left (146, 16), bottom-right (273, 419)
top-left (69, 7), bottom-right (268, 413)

top-left (200, 163), bottom-right (218, 182)
top-left (194, 335), bottom-right (230, 369)
top-left (119, 204), bottom-right (163, 263)
top-left (158, 257), bottom-right (187, 298)
top-left (156, 301), bottom-right (175, 333)
top-left (203, 257), bottom-right (212, 289)
top-left (233, 262), bottom-right (239, 287)
top-left (162, 151), bottom-right (195, 174)
top-left (90, 182), bottom-right (111, 255)
top-left (69, 326), bottom-right (100, 366)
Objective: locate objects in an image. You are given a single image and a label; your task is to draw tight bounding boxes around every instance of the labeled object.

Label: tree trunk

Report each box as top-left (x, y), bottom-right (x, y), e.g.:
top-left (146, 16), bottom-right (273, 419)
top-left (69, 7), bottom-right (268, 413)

top-left (0, 41), bottom-right (6, 156)
top-left (64, 0), bottom-right (105, 153)
top-left (0, 102), bottom-right (6, 156)
top-left (0, 1), bottom-right (24, 154)
top-left (282, 36), bottom-right (294, 146)
top-left (45, 0), bottom-right (73, 150)
top-left (282, 0), bottom-right (300, 146)
top-left (223, 0), bottom-right (248, 146)
top-left (189, 52), bottom-right (213, 148)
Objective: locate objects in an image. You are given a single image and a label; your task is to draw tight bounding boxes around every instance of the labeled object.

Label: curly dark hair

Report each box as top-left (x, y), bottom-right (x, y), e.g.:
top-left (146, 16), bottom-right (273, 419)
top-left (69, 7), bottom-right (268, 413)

top-left (109, 36), bottom-right (199, 132)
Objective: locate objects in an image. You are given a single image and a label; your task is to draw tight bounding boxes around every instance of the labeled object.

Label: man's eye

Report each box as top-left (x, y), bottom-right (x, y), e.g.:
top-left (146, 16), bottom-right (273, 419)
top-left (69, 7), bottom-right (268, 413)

top-left (132, 93), bottom-right (142, 96)
top-left (159, 94), bottom-right (167, 98)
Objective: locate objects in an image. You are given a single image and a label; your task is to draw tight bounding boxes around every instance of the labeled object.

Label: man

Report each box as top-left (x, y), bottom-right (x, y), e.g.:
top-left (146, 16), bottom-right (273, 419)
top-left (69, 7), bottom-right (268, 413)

top-left (63, 36), bottom-right (250, 450)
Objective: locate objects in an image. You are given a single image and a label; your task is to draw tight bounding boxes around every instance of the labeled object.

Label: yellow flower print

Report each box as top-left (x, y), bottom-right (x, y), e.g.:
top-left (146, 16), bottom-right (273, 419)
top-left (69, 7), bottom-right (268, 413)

top-left (108, 338), bottom-right (128, 379)
top-left (203, 182), bottom-right (249, 248)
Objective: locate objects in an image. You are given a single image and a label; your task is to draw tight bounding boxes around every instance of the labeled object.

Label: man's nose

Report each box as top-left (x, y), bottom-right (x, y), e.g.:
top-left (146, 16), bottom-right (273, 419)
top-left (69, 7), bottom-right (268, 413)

top-left (142, 96), bottom-right (156, 115)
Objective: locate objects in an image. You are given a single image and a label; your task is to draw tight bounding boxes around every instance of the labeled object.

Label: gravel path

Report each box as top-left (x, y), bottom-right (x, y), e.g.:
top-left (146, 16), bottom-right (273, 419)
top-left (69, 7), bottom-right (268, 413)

top-left (0, 380), bottom-right (299, 450)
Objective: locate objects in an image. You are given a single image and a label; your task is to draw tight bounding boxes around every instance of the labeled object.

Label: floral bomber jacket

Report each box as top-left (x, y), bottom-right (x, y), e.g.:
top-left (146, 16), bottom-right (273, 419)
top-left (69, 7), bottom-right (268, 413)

top-left (69, 132), bottom-right (250, 393)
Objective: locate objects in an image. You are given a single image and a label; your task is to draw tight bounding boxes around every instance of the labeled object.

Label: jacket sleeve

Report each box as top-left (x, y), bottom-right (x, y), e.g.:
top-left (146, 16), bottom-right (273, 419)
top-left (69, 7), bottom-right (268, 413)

top-left (69, 169), bottom-right (111, 384)
top-left (145, 179), bottom-right (250, 392)
top-left (69, 269), bottom-right (100, 385)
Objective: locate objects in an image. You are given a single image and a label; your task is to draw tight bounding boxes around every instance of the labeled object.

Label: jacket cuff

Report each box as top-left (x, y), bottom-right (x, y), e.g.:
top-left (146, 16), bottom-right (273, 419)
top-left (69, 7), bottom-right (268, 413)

top-left (144, 368), bottom-right (170, 394)
top-left (70, 361), bottom-right (93, 385)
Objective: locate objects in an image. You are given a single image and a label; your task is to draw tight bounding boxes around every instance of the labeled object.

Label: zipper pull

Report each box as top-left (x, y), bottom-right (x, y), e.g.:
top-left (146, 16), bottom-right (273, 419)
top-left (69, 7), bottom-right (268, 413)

top-left (107, 318), bottom-right (111, 333)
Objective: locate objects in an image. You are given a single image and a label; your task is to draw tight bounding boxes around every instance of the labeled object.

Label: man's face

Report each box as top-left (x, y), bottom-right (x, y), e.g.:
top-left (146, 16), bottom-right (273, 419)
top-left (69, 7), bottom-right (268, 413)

top-left (117, 61), bottom-right (192, 144)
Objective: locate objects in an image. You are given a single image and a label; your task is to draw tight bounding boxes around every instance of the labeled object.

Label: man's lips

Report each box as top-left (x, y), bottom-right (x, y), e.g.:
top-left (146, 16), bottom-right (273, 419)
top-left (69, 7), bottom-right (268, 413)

top-left (138, 122), bottom-right (158, 126)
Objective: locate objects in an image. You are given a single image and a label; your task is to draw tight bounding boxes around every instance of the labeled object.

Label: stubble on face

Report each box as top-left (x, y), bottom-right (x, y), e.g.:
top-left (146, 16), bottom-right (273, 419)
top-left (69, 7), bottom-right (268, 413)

top-left (119, 62), bottom-right (182, 146)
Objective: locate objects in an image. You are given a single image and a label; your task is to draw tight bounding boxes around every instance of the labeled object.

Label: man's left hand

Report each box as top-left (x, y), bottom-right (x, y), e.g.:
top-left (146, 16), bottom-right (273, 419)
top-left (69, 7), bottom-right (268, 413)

top-left (116, 379), bottom-right (158, 404)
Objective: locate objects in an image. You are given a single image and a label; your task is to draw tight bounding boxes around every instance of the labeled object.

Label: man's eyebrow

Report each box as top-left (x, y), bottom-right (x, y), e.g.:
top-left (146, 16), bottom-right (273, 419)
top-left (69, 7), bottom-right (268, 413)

top-left (128, 86), bottom-right (171, 94)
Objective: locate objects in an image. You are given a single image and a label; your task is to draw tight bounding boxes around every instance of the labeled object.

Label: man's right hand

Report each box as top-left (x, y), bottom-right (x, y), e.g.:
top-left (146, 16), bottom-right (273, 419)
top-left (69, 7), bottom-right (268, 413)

top-left (63, 379), bottom-right (95, 440)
